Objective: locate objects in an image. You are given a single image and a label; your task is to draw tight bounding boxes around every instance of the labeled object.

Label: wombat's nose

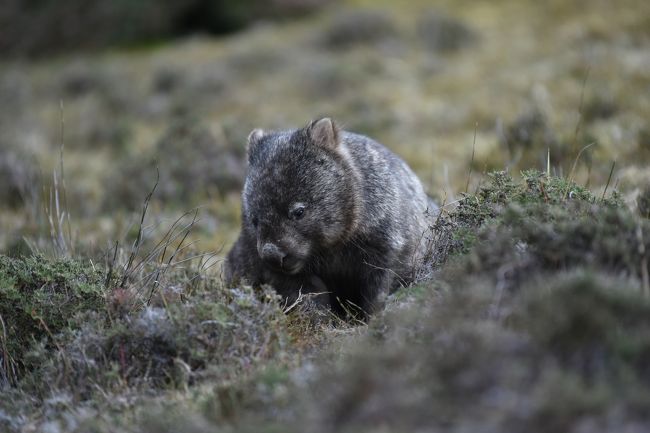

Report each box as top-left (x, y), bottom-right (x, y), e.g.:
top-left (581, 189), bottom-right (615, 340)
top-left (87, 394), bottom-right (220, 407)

top-left (260, 243), bottom-right (286, 267)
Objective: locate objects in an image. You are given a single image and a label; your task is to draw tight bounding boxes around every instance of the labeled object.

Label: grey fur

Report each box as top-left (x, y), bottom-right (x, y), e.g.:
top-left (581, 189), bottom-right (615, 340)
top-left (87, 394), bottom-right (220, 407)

top-left (225, 118), bottom-right (436, 317)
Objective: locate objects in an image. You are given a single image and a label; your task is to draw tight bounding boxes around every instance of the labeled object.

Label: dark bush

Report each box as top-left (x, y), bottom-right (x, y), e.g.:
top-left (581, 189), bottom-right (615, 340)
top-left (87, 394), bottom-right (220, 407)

top-left (0, 0), bottom-right (333, 57)
top-left (639, 184), bottom-right (650, 218)
top-left (0, 255), bottom-right (105, 384)
top-left (417, 10), bottom-right (477, 53)
top-left (582, 93), bottom-right (618, 122)
top-left (0, 144), bottom-right (40, 210)
top-left (498, 108), bottom-right (577, 168)
top-left (502, 109), bottom-right (557, 153)
top-left (319, 10), bottom-right (398, 50)
top-left (104, 118), bottom-right (245, 210)
top-left (299, 270), bottom-right (650, 433)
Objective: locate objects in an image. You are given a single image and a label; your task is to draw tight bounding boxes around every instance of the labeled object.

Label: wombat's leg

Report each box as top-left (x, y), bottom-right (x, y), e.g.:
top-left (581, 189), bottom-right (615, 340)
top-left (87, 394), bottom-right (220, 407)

top-left (264, 270), bottom-right (330, 309)
top-left (224, 233), bottom-right (261, 286)
top-left (306, 275), bottom-right (333, 309)
top-left (358, 268), bottom-right (393, 317)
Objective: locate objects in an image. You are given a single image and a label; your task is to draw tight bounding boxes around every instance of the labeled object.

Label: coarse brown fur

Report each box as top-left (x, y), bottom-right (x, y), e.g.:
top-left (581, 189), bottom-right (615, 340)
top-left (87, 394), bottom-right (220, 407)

top-left (225, 118), bottom-right (435, 317)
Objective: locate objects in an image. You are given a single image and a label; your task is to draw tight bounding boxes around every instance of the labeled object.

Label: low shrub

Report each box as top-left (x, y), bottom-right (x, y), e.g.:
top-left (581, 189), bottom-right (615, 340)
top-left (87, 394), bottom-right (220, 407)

top-left (417, 10), bottom-right (478, 53)
top-left (0, 144), bottom-right (40, 210)
top-left (104, 118), bottom-right (245, 210)
top-left (0, 0), bottom-right (333, 57)
top-left (0, 255), bottom-right (105, 384)
top-left (318, 10), bottom-right (398, 50)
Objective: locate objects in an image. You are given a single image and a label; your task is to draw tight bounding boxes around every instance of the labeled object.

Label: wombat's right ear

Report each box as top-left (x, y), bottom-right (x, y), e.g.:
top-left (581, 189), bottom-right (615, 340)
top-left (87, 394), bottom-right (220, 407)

top-left (308, 118), bottom-right (340, 151)
top-left (246, 129), bottom-right (264, 161)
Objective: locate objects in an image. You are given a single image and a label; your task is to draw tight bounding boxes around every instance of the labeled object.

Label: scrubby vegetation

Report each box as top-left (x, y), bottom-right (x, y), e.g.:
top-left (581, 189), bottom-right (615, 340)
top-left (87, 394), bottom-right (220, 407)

top-left (3, 171), bottom-right (649, 432)
top-left (0, 143), bottom-right (40, 211)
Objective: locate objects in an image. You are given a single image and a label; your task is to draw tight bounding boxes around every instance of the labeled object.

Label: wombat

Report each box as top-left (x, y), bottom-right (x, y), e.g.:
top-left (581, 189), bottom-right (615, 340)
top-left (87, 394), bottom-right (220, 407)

top-left (225, 118), bottom-right (435, 316)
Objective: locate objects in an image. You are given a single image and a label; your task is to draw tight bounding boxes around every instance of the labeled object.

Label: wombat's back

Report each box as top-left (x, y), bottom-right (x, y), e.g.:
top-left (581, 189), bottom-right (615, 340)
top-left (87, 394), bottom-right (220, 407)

top-left (340, 132), bottom-right (434, 283)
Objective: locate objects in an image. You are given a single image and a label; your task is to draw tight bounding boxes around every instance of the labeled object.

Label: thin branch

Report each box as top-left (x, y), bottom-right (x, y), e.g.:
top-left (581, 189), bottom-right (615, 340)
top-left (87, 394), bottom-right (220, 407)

top-left (465, 122), bottom-right (477, 194)
top-left (601, 160), bottom-right (616, 201)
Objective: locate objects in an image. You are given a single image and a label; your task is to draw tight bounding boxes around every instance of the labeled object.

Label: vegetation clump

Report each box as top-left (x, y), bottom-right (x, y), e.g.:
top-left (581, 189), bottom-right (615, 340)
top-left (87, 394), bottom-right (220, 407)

top-left (319, 10), bottom-right (398, 50)
top-left (0, 255), bottom-right (105, 383)
top-left (417, 10), bottom-right (478, 53)
top-left (423, 170), bottom-right (619, 270)
top-left (18, 284), bottom-right (289, 396)
top-left (53, 171), bottom-right (645, 433)
top-left (0, 251), bottom-right (293, 431)
top-left (4, 171), bottom-right (650, 433)
top-left (105, 118), bottom-right (245, 210)
top-left (0, 144), bottom-right (40, 210)
top-left (294, 271), bottom-right (650, 433)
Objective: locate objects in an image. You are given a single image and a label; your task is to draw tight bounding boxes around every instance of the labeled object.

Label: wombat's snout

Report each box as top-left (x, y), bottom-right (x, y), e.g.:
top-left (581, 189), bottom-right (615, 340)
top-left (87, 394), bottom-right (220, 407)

top-left (259, 242), bottom-right (287, 268)
top-left (259, 242), bottom-right (303, 274)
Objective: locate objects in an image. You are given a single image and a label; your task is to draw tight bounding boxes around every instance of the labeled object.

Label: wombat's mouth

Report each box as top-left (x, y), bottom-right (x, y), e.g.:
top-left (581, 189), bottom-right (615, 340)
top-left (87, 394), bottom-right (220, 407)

top-left (265, 255), bottom-right (304, 275)
top-left (282, 256), bottom-right (305, 275)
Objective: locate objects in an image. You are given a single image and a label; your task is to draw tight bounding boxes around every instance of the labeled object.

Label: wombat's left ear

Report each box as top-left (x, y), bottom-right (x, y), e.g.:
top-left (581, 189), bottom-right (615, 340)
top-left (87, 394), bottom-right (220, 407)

top-left (308, 118), bottom-right (340, 150)
top-left (246, 129), bottom-right (264, 161)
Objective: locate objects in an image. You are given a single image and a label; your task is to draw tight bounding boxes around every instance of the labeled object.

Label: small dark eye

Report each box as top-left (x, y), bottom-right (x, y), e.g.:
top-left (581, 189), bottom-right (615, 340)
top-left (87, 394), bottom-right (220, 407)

top-left (290, 206), bottom-right (305, 220)
top-left (251, 216), bottom-right (259, 227)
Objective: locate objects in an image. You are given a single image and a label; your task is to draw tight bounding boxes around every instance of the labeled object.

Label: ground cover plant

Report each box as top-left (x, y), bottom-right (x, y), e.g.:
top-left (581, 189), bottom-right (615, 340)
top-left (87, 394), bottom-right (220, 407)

top-left (2, 170), bottom-right (649, 433)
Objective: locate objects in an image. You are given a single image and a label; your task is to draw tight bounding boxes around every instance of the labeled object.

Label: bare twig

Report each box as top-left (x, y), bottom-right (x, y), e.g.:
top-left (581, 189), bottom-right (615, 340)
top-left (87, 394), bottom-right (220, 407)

top-left (37, 316), bottom-right (72, 389)
top-left (636, 224), bottom-right (650, 298)
top-left (147, 209), bottom-right (199, 305)
top-left (283, 288), bottom-right (308, 314)
top-left (337, 298), bottom-right (369, 326)
top-left (120, 168), bottom-right (159, 288)
top-left (567, 142), bottom-right (595, 187)
top-left (465, 122), bottom-right (477, 194)
top-left (105, 241), bottom-right (119, 290)
top-left (59, 100), bottom-right (73, 254)
top-left (601, 160), bottom-right (616, 201)
top-left (0, 313), bottom-right (18, 386)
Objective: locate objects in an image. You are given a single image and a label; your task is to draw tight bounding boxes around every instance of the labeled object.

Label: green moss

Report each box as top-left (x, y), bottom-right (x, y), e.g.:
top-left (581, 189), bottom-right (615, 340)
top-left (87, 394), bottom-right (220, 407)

top-left (455, 170), bottom-right (606, 227)
top-left (391, 284), bottom-right (429, 302)
top-left (428, 170), bottom-right (622, 270)
top-left (0, 254), bottom-right (106, 376)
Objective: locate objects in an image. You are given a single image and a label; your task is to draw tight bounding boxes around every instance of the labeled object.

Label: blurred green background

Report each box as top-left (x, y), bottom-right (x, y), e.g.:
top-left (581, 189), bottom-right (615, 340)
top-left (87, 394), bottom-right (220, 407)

top-left (1, 0), bottom-right (649, 257)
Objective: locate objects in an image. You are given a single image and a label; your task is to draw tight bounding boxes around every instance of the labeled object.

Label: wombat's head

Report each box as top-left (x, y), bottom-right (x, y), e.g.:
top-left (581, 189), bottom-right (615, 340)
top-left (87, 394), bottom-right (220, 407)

top-left (241, 118), bottom-right (361, 275)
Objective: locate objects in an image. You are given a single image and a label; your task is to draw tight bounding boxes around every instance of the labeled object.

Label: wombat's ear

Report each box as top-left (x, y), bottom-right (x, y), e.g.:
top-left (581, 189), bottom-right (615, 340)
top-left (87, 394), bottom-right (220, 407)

top-left (308, 118), bottom-right (340, 150)
top-left (246, 129), bottom-right (264, 161)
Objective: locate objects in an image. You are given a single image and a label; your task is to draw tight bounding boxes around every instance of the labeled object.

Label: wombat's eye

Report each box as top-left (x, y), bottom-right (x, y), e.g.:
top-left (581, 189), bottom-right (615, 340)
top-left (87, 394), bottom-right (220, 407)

top-left (251, 216), bottom-right (259, 227)
top-left (289, 205), bottom-right (306, 221)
